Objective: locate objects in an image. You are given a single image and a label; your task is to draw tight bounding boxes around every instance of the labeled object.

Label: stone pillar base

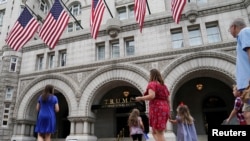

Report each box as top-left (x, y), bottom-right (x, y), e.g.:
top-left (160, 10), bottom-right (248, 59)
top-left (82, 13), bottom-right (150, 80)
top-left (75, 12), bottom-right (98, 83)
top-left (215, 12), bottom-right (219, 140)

top-left (66, 135), bottom-right (97, 141)
top-left (11, 136), bottom-right (36, 141)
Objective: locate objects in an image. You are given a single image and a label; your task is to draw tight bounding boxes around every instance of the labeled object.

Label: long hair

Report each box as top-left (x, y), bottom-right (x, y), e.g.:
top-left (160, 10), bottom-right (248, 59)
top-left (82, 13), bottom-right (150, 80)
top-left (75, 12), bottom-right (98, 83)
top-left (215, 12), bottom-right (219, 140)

top-left (42, 85), bottom-right (54, 102)
top-left (128, 108), bottom-right (140, 127)
top-left (149, 69), bottom-right (164, 85)
top-left (177, 104), bottom-right (194, 124)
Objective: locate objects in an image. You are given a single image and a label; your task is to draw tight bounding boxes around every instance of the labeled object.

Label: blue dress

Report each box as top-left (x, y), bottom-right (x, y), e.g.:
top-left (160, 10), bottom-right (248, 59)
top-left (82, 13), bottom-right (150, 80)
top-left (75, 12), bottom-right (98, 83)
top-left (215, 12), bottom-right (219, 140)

top-left (176, 116), bottom-right (198, 141)
top-left (35, 95), bottom-right (58, 134)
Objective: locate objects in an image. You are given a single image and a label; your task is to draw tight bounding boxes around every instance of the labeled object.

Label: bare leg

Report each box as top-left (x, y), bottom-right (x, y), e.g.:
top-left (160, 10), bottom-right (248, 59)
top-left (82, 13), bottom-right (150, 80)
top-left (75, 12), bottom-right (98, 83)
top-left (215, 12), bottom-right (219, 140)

top-left (152, 129), bottom-right (158, 141)
top-left (44, 133), bottom-right (51, 141)
top-left (154, 130), bottom-right (166, 141)
top-left (244, 111), bottom-right (250, 125)
top-left (37, 133), bottom-right (44, 141)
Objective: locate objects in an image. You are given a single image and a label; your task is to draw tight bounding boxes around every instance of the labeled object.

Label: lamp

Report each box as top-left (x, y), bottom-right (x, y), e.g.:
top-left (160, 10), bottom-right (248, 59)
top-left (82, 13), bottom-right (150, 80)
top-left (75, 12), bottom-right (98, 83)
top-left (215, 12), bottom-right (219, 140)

top-left (123, 91), bottom-right (129, 97)
top-left (196, 83), bottom-right (203, 90)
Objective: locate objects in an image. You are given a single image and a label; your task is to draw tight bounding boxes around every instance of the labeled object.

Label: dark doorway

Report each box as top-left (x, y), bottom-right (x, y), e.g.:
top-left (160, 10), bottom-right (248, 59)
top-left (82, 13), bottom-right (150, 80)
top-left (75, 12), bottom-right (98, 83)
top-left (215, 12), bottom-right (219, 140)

top-left (172, 77), bottom-right (234, 135)
top-left (54, 92), bottom-right (70, 138)
top-left (93, 85), bottom-right (149, 138)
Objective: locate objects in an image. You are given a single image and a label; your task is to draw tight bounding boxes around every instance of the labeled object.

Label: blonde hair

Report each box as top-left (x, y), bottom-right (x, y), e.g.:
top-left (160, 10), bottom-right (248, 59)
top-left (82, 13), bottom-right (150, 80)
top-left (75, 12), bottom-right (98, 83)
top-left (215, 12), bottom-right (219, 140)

top-left (177, 104), bottom-right (194, 124)
top-left (128, 108), bottom-right (140, 127)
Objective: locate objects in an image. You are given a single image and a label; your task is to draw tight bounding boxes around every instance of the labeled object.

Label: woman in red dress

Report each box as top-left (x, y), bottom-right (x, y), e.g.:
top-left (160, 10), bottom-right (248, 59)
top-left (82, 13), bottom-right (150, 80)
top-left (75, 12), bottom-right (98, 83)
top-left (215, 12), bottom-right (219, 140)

top-left (136, 69), bottom-right (170, 141)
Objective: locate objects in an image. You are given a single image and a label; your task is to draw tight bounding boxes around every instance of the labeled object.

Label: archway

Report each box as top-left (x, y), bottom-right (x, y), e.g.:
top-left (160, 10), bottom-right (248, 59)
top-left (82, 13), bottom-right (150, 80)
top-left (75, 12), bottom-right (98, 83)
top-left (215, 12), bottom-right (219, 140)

top-left (92, 85), bottom-right (149, 139)
top-left (33, 91), bottom-right (70, 139)
top-left (172, 77), bottom-right (234, 135)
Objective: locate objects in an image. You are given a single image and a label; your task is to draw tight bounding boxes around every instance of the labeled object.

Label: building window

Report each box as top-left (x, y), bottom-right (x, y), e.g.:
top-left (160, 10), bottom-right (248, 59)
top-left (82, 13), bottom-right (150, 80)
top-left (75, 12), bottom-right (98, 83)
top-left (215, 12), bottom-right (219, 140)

top-left (68, 21), bottom-right (81, 32)
top-left (39, 0), bottom-right (48, 14)
top-left (128, 5), bottom-right (134, 19)
top-left (2, 103), bottom-right (10, 127)
top-left (9, 57), bottom-right (18, 72)
top-left (68, 22), bottom-right (73, 32)
top-left (70, 4), bottom-right (81, 16)
top-left (111, 42), bottom-right (120, 58)
top-left (5, 86), bottom-right (13, 101)
top-left (197, 0), bottom-right (207, 4)
top-left (0, 9), bottom-right (5, 26)
top-left (171, 28), bottom-right (184, 48)
top-left (97, 44), bottom-right (105, 60)
top-left (48, 53), bottom-right (55, 69)
top-left (117, 7), bottom-right (126, 20)
top-left (59, 50), bottom-right (67, 67)
top-left (206, 22), bottom-right (221, 43)
top-left (189, 0), bottom-right (207, 4)
top-left (117, 4), bottom-right (134, 20)
top-left (125, 39), bottom-right (134, 56)
top-left (36, 54), bottom-right (44, 70)
top-left (188, 25), bottom-right (203, 46)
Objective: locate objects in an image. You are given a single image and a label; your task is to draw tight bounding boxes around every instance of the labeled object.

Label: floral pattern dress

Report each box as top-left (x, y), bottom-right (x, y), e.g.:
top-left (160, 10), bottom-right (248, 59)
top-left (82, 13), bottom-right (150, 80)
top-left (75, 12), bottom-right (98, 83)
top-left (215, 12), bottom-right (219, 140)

top-left (144, 81), bottom-right (170, 130)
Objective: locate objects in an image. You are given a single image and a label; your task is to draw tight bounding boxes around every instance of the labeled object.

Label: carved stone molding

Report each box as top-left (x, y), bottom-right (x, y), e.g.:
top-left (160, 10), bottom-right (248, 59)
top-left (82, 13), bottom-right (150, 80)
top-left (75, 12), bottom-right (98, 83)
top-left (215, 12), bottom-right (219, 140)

top-left (106, 18), bottom-right (121, 38)
top-left (185, 2), bottom-right (199, 23)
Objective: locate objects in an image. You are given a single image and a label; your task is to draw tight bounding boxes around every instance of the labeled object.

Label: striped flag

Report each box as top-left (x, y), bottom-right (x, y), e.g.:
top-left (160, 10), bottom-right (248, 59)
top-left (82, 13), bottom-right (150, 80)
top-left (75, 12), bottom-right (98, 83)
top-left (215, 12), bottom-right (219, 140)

top-left (5, 7), bottom-right (40, 51)
top-left (91, 0), bottom-right (106, 39)
top-left (39, 0), bottom-right (70, 49)
top-left (134, 0), bottom-right (147, 33)
top-left (171, 0), bottom-right (187, 24)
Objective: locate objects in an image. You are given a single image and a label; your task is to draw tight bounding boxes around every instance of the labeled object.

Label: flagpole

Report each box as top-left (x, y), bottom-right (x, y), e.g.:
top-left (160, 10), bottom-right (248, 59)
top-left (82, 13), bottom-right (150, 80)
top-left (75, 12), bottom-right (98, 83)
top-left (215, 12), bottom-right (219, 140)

top-left (59, 0), bottom-right (84, 29)
top-left (23, 1), bottom-right (41, 21)
top-left (146, 0), bottom-right (151, 14)
top-left (103, 0), bottom-right (113, 18)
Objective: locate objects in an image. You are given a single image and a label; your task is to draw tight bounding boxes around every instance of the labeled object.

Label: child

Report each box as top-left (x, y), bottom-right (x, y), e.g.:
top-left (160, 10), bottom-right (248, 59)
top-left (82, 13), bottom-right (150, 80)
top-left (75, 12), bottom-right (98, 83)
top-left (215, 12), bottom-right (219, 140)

top-left (169, 103), bottom-right (198, 141)
top-left (128, 108), bottom-right (145, 141)
top-left (225, 84), bottom-right (246, 125)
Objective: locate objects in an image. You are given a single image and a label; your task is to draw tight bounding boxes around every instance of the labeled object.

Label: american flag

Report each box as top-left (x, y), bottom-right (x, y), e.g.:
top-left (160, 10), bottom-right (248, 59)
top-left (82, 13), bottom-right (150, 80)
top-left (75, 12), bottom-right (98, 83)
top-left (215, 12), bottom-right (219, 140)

top-left (5, 7), bottom-right (40, 51)
top-left (39, 0), bottom-right (69, 49)
top-left (171, 0), bottom-right (187, 24)
top-left (91, 0), bottom-right (106, 39)
top-left (134, 0), bottom-right (147, 33)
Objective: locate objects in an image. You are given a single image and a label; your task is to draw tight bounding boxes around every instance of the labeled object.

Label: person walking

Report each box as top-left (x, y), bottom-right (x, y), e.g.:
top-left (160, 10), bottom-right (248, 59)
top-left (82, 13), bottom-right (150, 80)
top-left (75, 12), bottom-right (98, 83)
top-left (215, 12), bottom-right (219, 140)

top-left (228, 18), bottom-right (250, 124)
top-left (128, 108), bottom-right (145, 141)
top-left (226, 84), bottom-right (246, 125)
top-left (136, 69), bottom-right (170, 141)
top-left (169, 103), bottom-right (198, 141)
top-left (35, 85), bottom-right (59, 141)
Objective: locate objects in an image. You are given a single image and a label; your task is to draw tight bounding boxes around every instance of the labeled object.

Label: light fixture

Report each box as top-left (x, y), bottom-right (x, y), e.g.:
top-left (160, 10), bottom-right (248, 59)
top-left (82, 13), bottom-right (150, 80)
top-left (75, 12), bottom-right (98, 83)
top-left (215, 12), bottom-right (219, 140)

top-left (196, 83), bottom-right (203, 91)
top-left (123, 91), bottom-right (129, 97)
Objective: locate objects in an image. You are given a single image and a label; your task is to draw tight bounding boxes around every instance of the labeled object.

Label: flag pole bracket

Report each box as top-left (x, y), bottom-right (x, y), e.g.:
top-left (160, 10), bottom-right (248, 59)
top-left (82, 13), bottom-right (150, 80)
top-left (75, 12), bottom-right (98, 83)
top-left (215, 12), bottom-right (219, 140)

top-left (106, 18), bottom-right (121, 38)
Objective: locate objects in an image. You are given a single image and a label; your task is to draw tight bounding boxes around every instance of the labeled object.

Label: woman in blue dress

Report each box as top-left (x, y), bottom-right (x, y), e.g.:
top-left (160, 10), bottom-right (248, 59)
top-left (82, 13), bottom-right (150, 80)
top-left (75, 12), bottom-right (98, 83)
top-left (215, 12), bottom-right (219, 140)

top-left (169, 103), bottom-right (198, 141)
top-left (35, 85), bottom-right (59, 141)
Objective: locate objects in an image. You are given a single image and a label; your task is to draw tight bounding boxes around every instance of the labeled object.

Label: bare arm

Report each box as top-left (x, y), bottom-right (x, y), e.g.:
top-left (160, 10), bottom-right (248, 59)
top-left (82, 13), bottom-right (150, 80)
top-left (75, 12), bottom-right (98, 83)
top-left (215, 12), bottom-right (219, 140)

top-left (169, 119), bottom-right (178, 124)
top-left (226, 109), bottom-right (237, 123)
top-left (139, 117), bottom-right (145, 131)
top-left (136, 89), bottom-right (155, 101)
top-left (55, 103), bottom-right (59, 112)
top-left (246, 48), bottom-right (250, 60)
top-left (36, 103), bottom-right (40, 111)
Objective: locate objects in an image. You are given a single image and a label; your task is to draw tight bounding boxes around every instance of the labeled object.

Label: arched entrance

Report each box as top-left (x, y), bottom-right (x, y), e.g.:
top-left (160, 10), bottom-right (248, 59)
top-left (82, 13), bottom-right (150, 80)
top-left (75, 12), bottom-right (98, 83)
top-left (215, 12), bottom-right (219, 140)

top-left (172, 77), bottom-right (234, 135)
top-left (92, 86), bottom-right (149, 139)
top-left (34, 91), bottom-right (70, 139)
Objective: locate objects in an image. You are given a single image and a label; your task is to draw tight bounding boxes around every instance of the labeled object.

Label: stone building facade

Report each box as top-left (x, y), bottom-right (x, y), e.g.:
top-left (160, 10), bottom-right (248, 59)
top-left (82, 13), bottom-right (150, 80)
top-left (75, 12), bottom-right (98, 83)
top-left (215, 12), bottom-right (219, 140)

top-left (0, 0), bottom-right (248, 141)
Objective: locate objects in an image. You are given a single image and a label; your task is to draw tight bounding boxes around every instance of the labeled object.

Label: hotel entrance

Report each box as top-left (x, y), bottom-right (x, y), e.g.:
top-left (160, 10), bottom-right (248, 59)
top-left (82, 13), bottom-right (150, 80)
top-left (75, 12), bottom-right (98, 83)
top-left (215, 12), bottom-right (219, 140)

top-left (92, 86), bottom-right (149, 139)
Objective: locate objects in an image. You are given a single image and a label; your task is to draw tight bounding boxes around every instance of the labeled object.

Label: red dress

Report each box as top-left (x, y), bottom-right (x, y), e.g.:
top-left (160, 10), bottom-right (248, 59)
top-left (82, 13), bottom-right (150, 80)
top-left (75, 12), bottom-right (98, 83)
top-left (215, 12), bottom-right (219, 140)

top-left (144, 81), bottom-right (170, 130)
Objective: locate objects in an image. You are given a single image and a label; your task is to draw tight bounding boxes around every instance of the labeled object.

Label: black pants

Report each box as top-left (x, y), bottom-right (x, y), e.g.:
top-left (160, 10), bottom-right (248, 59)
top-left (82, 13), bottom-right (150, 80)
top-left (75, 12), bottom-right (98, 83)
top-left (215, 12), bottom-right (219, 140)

top-left (131, 134), bottom-right (143, 141)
